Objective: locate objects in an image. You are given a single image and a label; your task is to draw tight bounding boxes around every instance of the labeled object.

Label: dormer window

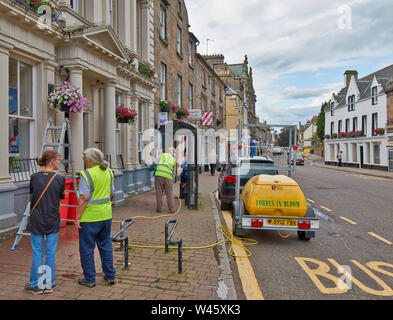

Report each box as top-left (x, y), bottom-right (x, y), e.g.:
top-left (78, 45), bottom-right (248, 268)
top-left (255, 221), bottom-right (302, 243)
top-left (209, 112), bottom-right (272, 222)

top-left (330, 102), bottom-right (334, 116)
top-left (347, 95), bottom-right (355, 112)
top-left (372, 86), bottom-right (378, 105)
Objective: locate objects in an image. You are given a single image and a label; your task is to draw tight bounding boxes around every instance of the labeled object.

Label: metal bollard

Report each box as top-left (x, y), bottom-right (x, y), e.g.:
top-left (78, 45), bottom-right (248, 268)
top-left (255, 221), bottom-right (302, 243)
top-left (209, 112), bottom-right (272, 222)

top-left (165, 220), bottom-right (183, 274)
top-left (111, 219), bottom-right (134, 269)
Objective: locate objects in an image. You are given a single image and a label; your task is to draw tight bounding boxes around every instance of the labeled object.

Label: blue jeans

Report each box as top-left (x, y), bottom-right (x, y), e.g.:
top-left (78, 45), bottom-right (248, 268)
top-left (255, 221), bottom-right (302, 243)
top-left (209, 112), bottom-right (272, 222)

top-left (30, 233), bottom-right (59, 288)
top-left (79, 219), bottom-right (116, 283)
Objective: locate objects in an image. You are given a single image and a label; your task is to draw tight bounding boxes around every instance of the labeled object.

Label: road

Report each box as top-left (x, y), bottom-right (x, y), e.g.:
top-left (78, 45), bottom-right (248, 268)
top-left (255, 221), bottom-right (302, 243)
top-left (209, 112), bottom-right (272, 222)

top-left (217, 154), bottom-right (393, 300)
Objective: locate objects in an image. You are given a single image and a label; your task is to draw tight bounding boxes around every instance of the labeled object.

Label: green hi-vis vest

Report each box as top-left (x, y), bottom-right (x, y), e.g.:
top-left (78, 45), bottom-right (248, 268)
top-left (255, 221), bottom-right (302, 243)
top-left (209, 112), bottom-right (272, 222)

top-left (79, 165), bottom-right (114, 223)
top-left (154, 153), bottom-right (175, 181)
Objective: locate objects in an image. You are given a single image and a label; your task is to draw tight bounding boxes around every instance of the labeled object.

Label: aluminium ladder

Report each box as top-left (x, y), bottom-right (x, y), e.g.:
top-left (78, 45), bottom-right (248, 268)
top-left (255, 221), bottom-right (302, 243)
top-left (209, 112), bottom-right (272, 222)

top-left (11, 118), bottom-right (79, 251)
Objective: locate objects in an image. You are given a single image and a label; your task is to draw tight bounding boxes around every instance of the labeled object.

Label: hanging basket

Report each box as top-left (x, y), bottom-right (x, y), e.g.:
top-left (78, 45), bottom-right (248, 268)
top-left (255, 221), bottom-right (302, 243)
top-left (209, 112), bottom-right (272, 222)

top-left (117, 118), bottom-right (130, 124)
top-left (59, 104), bottom-right (70, 112)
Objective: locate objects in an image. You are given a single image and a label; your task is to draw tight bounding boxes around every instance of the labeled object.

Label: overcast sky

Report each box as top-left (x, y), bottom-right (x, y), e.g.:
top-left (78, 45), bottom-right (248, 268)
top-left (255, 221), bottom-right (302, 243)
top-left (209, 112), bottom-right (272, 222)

top-left (184, 0), bottom-right (393, 126)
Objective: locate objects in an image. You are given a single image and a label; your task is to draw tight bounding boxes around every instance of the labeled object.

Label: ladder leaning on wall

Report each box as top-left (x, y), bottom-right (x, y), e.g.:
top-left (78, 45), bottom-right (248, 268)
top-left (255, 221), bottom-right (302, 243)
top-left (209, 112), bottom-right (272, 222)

top-left (10, 118), bottom-right (79, 251)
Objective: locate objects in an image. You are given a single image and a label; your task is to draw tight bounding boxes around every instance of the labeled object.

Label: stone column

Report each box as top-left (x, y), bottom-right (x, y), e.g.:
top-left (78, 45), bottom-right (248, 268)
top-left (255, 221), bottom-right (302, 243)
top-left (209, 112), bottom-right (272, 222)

top-left (104, 80), bottom-right (117, 156)
top-left (130, 0), bottom-right (138, 53)
top-left (0, 40), bottom-right (17, 235)
top-left (0, 41), bottom-right (13, 187)
top-left (68, 67), bottom-right (85, 172)
top-left (130, 94), bottom-right (140, 167)
top-left (140, 1), bottom-right (150, 61)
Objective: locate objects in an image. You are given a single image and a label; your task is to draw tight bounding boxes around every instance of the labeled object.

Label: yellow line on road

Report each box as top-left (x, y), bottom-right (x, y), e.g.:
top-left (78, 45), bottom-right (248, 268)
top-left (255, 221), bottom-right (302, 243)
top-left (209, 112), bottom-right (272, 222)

top-left (368, 232), bottom-right (392, 245)
top-left (306, 198), bottom-right (315, 204)
top-left (215, 193), bottom-right (264, 300)
top-left (339, 216), bottom-right (357, 225)
top-left (320, 205), bottom-right (332, 212)
top-left (221, 210), bottom-right (264, 300)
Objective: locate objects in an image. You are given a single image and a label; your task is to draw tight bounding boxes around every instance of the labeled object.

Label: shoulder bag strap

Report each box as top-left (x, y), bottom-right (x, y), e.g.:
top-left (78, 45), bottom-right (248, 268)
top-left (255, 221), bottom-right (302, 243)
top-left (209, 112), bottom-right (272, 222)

top-left (30, 173), bottom-right (58, 215)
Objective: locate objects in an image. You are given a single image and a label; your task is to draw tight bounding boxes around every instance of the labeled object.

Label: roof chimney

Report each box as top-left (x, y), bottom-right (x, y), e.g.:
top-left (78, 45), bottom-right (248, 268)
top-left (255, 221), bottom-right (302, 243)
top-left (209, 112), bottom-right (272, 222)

top-left (344, 70), bottom-right (358, 87)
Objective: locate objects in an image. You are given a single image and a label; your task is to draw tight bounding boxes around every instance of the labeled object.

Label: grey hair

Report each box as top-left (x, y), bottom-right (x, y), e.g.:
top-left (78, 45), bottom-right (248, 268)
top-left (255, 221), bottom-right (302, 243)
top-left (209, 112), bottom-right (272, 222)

top-left (84, 148), bottom-right (109, 170)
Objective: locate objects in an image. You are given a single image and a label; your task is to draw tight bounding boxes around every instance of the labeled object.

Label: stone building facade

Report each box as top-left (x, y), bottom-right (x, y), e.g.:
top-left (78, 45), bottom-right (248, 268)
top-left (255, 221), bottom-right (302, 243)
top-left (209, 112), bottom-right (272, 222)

top-left (0, 0), bottom-right (157, 234)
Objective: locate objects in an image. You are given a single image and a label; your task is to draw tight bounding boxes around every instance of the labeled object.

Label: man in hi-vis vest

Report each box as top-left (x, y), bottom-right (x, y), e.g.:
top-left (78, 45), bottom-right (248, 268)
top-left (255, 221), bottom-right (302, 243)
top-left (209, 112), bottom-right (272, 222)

top-left (155, 148), bottom-right (176, 213)
top-left (75, 148), bottom-right (116, 288)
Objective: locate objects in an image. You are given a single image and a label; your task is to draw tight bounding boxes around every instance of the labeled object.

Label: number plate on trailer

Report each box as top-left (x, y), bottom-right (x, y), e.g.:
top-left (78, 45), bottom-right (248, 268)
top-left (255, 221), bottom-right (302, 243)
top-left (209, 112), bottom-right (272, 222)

top-left (266, 218), bottom-right (298, 227)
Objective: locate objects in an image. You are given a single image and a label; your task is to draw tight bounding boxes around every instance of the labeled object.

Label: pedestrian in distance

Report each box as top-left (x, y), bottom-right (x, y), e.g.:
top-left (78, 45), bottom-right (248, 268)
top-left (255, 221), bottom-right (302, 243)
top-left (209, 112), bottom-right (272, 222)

top-left (209, 151), bottom-right (217, 176)
top-left (75, 148), bottom-right (116, 287)
top-left (25, 150), bottom-right (65, 295)
top-left (338, 151), bottom-right (343, 167)
top-left (154, 147), bottom-right (176, 213)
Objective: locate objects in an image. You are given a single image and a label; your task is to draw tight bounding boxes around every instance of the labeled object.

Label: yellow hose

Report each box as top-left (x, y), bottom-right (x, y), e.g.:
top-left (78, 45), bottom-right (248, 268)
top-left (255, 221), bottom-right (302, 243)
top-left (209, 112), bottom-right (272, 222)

top-left (112, 189), bottom-right (259, 258)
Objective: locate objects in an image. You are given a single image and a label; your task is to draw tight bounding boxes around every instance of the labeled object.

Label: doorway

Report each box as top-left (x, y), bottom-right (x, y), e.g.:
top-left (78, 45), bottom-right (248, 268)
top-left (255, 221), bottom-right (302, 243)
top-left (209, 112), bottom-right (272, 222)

top-left (360, 146), bottom-right (364, 168)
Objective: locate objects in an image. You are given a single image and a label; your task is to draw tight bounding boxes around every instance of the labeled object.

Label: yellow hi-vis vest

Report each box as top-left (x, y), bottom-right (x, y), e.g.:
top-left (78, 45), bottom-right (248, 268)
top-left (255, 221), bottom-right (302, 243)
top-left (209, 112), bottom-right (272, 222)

top-left (154, 153), bottom-right (175, 181)
top-left (79, 165), bottom-right (114, 223)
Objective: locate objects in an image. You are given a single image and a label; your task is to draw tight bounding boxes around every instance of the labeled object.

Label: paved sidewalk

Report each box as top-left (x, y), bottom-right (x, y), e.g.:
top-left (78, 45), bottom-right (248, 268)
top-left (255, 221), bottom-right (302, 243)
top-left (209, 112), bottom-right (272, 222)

top-left (0, 173), bottom-right (236, 300)
top-left (306, 154), bottom-right (393, 179)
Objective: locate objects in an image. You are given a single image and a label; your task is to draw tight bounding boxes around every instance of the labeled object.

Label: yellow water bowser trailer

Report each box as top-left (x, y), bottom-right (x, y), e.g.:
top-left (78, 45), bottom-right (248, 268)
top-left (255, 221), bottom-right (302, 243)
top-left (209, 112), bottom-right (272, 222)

top-left (231, 175), bottom-right (320, 240)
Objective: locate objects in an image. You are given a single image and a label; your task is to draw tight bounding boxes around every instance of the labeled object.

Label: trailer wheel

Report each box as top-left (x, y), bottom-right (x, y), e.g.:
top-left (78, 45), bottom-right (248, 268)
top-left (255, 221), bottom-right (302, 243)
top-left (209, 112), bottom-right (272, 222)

top-left (298, 231), bottom-right (311, 241)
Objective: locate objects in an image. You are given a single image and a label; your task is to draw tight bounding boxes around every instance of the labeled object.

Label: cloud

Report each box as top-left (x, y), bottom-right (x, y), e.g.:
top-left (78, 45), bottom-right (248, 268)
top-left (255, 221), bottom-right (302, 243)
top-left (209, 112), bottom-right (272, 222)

top-left (184, 0), bottom-right (393, 125)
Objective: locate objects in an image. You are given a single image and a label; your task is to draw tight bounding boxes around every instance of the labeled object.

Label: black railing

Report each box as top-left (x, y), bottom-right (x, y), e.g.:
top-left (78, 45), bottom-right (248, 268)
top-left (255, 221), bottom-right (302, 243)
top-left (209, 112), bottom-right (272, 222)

top-left (9, 158), bottom-right (40, 183)
top-left (105, 154), bottom-right (125, 170)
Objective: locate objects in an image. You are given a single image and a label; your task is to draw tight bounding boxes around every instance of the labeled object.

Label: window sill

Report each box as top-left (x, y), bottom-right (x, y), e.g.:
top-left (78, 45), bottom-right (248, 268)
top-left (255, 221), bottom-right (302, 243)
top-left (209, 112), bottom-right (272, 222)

top-left (160, 36), bottom-right (168, 48)
top-left (176, 51), bottom-right (184, 61)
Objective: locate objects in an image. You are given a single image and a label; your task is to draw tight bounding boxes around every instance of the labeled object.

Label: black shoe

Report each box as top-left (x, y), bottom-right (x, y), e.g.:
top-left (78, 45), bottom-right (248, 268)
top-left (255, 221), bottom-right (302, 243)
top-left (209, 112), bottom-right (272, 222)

top-left (24, 283), bottom-right (44, 295)
top-left (104, 275), bottom-right (116, 285)
top-left (77, 276), bottom-right (96, 288)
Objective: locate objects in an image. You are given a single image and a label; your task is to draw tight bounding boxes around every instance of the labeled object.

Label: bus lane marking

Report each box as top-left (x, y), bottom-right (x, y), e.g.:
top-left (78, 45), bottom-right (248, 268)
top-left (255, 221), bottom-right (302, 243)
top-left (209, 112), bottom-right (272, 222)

top-left (295, 257), bottom-right (393, 296)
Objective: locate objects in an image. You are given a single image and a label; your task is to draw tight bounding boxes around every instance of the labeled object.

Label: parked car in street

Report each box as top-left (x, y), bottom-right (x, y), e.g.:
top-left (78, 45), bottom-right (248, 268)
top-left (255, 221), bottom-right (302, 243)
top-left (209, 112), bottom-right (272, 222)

top-left (218, 157), bottom-right (278, 210)
top-left (273, 147), bottom-right (283, 155)
top-left (291, 153), bottom-right (304, 166)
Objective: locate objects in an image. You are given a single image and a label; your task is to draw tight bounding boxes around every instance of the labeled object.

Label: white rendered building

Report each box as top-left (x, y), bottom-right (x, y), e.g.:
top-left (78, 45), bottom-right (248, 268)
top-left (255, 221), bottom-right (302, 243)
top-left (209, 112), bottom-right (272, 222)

top-left (324, 66), bottom-right (393, 171)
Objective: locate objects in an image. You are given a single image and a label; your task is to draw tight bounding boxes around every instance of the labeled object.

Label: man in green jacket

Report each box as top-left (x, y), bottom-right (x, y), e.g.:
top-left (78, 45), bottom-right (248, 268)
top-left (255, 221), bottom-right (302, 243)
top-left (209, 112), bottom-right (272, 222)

top-left (154, 148), bottom-right (176, 213)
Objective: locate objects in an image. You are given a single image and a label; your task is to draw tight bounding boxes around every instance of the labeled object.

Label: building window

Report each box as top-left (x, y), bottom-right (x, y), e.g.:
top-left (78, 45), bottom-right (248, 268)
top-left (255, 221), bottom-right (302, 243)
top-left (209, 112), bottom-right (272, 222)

top-left (211, 78), bottom-right (215, 96)
top-left (9, 58), bottom-right (34, 160)
top-left (159, 6), bottom-right (167, 41)
top-left (176, 26), bottom-right (182, 55)
top-left (330, 102), bottom-right (334, 116)
top-left (362, 115), bottom-right (367, 136)
top-left (372, 113), bottom-right (378, 136)
top-left (188, 84), bottom-right (193, 109)
top-left (202, 71), bottom-right (206, 88)
top-left (345, 119), bottom-right (350, 133)
top-left (353, 117), bottom-right (358, 132)
top-left (372, 86), bottom-right (378, 105)
top-left (177, 76), bottom-right (182, 106)
top-left (188, 40), bottom-right (192, 66)
top-left (338, 120), bottom-right (342, 133)
top-left (348, 94), bottom-right (355, 112)
top-left (70, 0), bottom-right (79, 13)
top-left (160, 63), bottom-right (167, 102)
top-left (330, 122), bottom-right (334, 136)
top-left (178, 0), bottom-right (182, 16)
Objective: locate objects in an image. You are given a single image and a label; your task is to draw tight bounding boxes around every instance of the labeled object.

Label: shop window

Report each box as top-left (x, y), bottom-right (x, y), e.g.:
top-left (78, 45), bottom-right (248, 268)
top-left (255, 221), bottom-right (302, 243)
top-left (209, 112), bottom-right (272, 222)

top-left (8, 58), bottom-right (34, 160)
